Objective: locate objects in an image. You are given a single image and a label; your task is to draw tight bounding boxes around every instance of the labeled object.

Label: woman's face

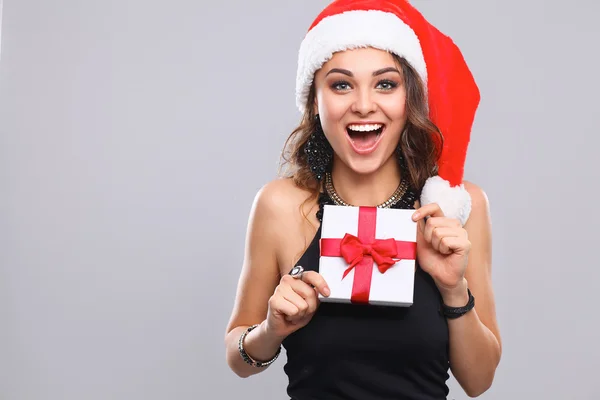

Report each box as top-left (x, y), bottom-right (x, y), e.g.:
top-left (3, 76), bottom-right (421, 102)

top-left (313, 47), bottom-right (407, 176)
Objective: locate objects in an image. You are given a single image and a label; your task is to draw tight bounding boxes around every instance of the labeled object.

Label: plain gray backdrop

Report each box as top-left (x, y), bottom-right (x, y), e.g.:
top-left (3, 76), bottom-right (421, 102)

top-left (1, 0), bottom-right (599, 399)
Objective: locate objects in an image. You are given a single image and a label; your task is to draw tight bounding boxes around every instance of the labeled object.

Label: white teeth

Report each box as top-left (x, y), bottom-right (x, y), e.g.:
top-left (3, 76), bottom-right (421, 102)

top-left (347, 124), bottom-right (383, 132)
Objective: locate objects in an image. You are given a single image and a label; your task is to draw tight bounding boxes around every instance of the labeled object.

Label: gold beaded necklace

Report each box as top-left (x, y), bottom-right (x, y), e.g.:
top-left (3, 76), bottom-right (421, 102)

top-left (324, 172), bottom-right (408, 208)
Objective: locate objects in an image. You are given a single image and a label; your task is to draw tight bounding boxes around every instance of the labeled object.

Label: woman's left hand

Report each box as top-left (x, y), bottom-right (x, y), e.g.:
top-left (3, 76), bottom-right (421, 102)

top-left (412, 203), bottom-right (471, 300)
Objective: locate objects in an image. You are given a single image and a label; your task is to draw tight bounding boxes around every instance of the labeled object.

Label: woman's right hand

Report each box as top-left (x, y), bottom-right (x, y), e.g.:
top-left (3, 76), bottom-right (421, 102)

top-left (265, 269), bottom-right (330, 340)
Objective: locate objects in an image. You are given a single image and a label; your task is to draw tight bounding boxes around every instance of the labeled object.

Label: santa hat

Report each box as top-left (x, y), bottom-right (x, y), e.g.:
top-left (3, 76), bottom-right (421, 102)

top-left (295, 0), bottom-right (480, 226)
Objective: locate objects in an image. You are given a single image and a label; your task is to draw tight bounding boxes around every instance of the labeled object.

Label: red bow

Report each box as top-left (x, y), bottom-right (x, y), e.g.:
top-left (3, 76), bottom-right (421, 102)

top-left (339, 233), bottom-right (398, 278)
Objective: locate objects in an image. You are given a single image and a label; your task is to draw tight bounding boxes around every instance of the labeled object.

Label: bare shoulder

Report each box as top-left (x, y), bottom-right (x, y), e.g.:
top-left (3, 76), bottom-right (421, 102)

top-left (251, 178), bottom-right (318, 229)
top-left (251, 177), bottom-right (320, 262)
top-left (464, 181), bottom-right (490, 212)
top-left (253, 177), bottom-right (314, 215)
top-left (463, 180), bottom-right (492, 227)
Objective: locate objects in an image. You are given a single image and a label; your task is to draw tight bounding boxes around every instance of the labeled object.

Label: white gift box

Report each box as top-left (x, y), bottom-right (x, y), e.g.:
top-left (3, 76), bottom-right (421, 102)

top-left (318, 205), bottom-right (418, 307)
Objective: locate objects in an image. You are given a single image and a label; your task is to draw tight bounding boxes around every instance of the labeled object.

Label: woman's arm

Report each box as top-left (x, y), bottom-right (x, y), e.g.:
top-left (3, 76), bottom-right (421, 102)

top-left (444, 182), bottom-right (502, 397)
top-left (224, 182), bottom-right (284, 378)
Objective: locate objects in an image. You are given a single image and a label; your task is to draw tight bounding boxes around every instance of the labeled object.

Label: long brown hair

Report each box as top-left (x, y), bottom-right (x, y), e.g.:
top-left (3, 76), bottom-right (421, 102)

top-left (278, 54), bottom-right (443, 209)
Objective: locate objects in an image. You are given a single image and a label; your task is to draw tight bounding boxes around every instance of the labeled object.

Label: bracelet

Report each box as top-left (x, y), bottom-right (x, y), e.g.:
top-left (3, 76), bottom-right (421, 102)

top-left (238, 324), bottom-right (281, 367)
top-left (441, 288), bottom-right (475, 319)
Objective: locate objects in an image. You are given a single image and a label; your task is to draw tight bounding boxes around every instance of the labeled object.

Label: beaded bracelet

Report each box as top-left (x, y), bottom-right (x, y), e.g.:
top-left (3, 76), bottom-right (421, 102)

top-left (238, 324), bottom-right (281, 367)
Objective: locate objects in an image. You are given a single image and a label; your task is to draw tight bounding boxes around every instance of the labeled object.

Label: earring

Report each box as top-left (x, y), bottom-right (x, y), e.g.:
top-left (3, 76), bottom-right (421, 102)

top-left (396, 129), bottom-right (410, 175)
top-left (305, 114), bottom-right (333, 181)
top-left (395, 145), bottom-right (407, 168)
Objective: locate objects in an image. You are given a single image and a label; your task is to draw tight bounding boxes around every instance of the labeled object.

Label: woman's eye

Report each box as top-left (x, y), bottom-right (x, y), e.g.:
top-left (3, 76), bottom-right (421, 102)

top-left (377, 80), bottom-right (398, 90)
top-left (331, 81), bottom-right (351, 91)
top-left (330, 80), bottom-right (398, 91)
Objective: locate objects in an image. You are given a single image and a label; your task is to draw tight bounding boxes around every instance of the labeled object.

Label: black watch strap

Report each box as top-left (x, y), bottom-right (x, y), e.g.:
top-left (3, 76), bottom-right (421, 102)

top-left (441, 288), bottom-right (475, 319)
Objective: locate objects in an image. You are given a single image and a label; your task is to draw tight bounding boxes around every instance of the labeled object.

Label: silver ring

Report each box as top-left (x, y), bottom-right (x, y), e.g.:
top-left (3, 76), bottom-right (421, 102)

top-left (289, 265), bottom-right (304, 280)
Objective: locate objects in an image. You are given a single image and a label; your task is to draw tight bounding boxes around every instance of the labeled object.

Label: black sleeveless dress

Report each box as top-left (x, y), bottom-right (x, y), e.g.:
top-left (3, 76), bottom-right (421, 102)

top-left (281, 189), bottom-right (451, 400)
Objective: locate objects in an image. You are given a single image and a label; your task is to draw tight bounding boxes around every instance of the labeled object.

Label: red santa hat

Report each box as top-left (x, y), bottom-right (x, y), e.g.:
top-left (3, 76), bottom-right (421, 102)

top-left (295, 0), bottom-right (480, 226)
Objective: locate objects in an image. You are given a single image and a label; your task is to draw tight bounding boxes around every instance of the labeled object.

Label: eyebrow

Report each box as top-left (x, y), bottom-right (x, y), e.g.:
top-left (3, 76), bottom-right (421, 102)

top-left (325, 67), bottom-right (401, 77)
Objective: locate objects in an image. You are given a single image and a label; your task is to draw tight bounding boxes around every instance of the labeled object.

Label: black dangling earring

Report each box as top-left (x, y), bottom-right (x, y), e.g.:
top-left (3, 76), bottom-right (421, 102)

top-left (396, 128), bottom-right (410, 176)
top-left (396, 145), bottom-right (408, 171)
top-left (305, 114), bottom-right (333, 181)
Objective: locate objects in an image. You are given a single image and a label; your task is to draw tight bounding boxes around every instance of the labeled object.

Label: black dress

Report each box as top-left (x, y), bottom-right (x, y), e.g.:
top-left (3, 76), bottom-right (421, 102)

top-left (281, 189), bottom-right (451, 400)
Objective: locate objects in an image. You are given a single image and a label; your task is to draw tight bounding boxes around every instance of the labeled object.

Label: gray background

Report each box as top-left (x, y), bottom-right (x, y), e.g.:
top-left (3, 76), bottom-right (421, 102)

top-left (1, 0), bottom-right (599, 399)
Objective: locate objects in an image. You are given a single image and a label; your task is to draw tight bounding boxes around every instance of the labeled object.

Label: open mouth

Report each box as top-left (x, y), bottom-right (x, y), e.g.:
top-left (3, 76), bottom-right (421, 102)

top-left (346, 123), bottom-right (385, 153)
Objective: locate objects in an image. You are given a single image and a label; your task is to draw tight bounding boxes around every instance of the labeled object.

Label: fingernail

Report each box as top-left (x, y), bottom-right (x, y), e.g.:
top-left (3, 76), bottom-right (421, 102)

top-left (324, 287), bottom-right (331, 296)
top-left (412, 212), bottom-right (420, 221)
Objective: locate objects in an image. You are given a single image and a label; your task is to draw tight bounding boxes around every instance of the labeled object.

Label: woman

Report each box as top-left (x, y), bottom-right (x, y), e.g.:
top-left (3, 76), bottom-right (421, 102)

top-left (224, 1), bottom-right (502, 399)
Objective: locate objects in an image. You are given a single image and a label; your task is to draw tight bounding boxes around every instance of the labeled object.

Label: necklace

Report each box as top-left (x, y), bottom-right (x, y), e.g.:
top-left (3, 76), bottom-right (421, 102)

top-left (324, 172), bottom-right (409, 208)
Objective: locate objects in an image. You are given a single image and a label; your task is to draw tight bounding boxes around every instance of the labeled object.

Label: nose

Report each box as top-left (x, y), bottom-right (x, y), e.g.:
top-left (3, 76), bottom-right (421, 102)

top-left (351, 88), bottom-right (377, 116)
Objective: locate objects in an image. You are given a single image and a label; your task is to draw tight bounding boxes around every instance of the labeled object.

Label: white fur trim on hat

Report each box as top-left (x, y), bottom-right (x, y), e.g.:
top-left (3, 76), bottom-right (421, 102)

top-left (296, 10), bottom-right (427, 113)
top-left (420, 176), bottom-right (472, 226)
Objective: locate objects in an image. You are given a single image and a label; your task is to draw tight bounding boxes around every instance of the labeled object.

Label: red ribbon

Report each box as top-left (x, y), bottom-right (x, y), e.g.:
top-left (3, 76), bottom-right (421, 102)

top-left (320, 206), bottom-right (417, 304)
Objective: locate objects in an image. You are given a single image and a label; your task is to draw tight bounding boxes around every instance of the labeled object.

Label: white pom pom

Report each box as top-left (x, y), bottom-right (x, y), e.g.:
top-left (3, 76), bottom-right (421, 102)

top-left (420, 176), bottom-right (471, 226)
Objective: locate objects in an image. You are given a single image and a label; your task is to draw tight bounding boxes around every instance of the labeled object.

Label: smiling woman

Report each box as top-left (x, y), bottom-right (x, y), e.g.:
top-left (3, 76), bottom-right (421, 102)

top-left (224, 1), bottom-right (501, 399)
top-left (317, 50), bottom-right (409, 175)
top-left (307, 49), bottom-right (441, 200)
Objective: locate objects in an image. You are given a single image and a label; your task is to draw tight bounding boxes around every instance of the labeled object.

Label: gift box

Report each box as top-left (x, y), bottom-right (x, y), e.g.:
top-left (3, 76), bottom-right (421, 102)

top-left (318, 205), bottom-right (417, 307)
